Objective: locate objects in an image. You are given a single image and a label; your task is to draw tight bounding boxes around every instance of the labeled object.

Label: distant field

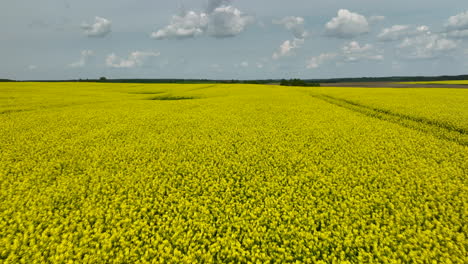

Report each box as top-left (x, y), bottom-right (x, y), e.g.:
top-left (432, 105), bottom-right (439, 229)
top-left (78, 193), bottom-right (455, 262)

top-left (399, 80), bottom-right (468, 85)
top-left (1, 82), bottom-right (467, 263)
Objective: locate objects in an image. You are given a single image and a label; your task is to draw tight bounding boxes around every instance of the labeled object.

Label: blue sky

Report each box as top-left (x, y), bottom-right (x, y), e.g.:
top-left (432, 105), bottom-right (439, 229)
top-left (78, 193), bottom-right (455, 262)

top-left (1, 0), bottom-right (467, 80)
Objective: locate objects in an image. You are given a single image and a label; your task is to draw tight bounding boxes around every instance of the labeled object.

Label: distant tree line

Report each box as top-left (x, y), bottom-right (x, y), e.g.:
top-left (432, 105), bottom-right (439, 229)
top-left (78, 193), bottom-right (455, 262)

top-left (6, 74), bottom-right (468, 84)
top-left (280, 79), bottom-right (320, 87)
top-left (92, 78), bottom-right (278, 84)
top-left (309, 75), bottom-right (468, 83)
top-left (219, 79), bottom-right (277, 84)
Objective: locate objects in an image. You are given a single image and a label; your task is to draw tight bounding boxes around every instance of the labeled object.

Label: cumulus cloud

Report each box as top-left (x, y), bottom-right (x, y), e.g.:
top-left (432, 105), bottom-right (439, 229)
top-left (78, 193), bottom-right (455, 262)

top-left (206, 0), bottom-right (231, 13)
top-left (272, 16), bottom-right (308, 60)
top-left (152, 1), bottom-right (252, 40)
top-left (444, 11), bottom-right (468, 39)
top-left (378, 25), bottom-right (410, 41)
top-left (417, 26), bottom-right (431, 33)
top-left (307, 41), bottom-right (382, 69)
top-left (307, 53), bottom-right (338, 69)
top-left (398, 34), bottom-right (458, 59)
top-left (151, 11), bottom-right (208, 39)
top-left (207, 6), bottom-right (253, 38)
top-left (380, 20), bottom-right (459, 59)
top-left (106, 51), bottom-right (160, 68)
top-left (274, 16), bottom-right (308, 39)
top-left (81, 17), bottom-right (111, 38)
top-left (69, 50), bottom-right (94, 68)
top-left (342, 41), bottom-right (383, 62)
top-left (445, 11), bottom-right (468, 30)
top-left (273, 38), bottom-right (304, 59)
top-left (325, 9), bottom-right (369, 38)
top-left (378, 25), bottom-right (429, 41)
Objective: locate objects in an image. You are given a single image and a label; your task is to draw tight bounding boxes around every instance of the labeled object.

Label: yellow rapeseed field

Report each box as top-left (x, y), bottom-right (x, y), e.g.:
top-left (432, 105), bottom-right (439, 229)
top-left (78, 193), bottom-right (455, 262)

top-left (0, 82), bottom-right (467, 263)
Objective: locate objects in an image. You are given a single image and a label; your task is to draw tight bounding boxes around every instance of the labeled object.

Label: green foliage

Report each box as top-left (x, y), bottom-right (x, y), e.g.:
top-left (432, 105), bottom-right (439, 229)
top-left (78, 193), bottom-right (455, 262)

top-left (10, 73), bottom-right (468, 84)
top-left (280, 79), bottom-right (320, 87)
top-left (308, 74), bottom-right (468, 83)
top-left (0, 82), bottom-right (466, 263)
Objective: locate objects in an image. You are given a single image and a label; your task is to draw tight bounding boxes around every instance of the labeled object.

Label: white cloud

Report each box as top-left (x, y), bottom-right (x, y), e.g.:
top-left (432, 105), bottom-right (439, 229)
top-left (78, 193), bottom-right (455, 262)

top-left (106, 51), bottom-right (160, 68)
top-left (342, 41), bottom-right (383, 62)
top-left (28, 65), bottom-right (37, 70)
top-left (272, 16), bottom-right (308, 60)
top-left (416, 26), bottom-right (430, 33)
top-left (307, 41), bottom-right (382, 69)
top-left (151, 11), bottom-right (208, 39)
top-left (342, 42), bottom-right (374, 54)
top-left (273, 38), bottom-right (304, 59)
top-left (69, 50), bottom-right (94, 68)
top-left (207, 6), bottom-right (253, 38)
top-left (206, 0), bottom-right (230, 13)
top-left (444, 11), bottom-right (468, 39)
top-left (256, 62), bottom-right (264, 69)
top-left (378, 25), bottom-right (410, 41)
top-left (240, 61), bottom-right (249, 67)
top-left (81, 17), bottom-right (111, 38)
top-left (378, 25), bottom-right (429, 41)
top-left (151, 2), bottom-right (252, 40)
top-left (381, 23), bottom-right (459, 59)
top-left (398, 34), bottom-right (458, 59)
top-left (274, 16), bottom-right (308, 39)
top-left (445, 11), bottom-right (468, 30)
top-left (307, 53), bottom-right (338, 69)
top-left (325, 9), bottom-right (369, 38)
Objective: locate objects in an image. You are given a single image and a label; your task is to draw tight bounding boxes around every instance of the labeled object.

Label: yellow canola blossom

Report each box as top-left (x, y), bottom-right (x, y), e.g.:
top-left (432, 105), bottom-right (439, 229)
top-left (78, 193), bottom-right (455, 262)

top-left (0, 82), bottom-right (467, 263)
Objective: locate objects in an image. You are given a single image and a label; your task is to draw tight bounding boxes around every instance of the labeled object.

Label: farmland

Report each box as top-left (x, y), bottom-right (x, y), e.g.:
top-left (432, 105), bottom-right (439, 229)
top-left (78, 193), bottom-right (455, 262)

top-left (0, 82), bottom-right (467, 263)
top-left (400, 80), bottom-right (468, 85)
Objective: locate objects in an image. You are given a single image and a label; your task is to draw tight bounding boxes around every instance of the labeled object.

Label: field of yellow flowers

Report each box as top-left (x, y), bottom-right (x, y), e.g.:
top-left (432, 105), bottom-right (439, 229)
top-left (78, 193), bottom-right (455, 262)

top-left (0, 82), bottom-right (466, 263)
